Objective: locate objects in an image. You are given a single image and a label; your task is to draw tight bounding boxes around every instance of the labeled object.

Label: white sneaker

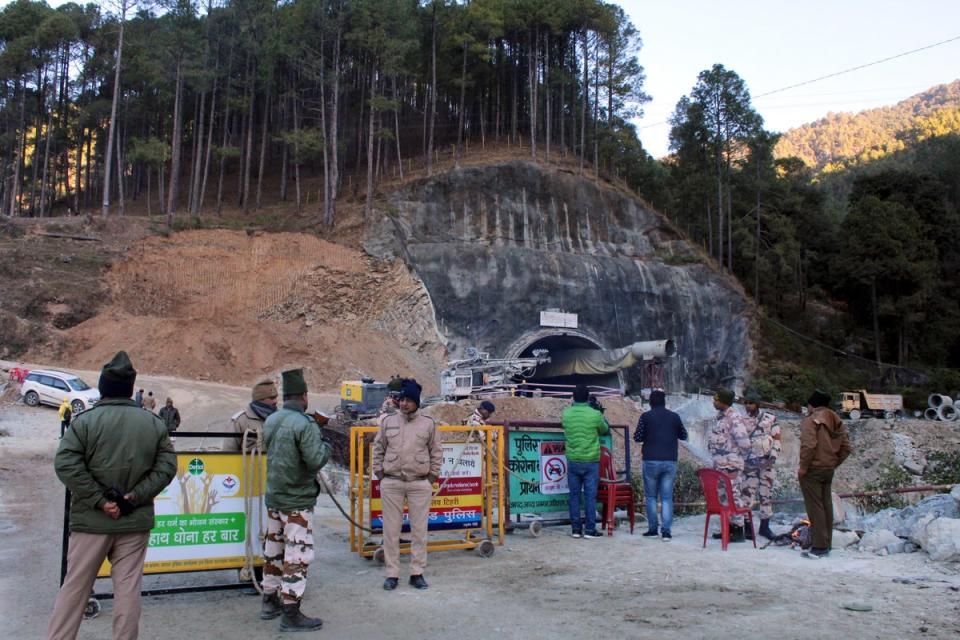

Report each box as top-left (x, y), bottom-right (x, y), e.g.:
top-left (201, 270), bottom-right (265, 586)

top-left (582, 530), bottom-right (602, 539)
top-left (570, 530), bottom-right (582, 538)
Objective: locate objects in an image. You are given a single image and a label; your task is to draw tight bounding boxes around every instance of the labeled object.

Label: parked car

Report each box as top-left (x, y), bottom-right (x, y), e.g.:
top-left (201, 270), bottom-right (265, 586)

top-left (21, 369), bottom-right (101, 414)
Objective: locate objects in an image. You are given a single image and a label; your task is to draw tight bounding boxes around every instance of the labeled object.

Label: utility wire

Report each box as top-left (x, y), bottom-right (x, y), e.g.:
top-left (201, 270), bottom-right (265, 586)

top-left (638, 34), bottom-right (960, 131)
top-left (753, 35), bottom-right (960, 99)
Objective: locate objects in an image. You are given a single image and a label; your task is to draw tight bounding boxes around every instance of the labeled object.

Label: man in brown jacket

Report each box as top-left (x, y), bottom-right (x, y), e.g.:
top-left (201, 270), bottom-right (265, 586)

top-left (228, 380), bottom-right (279, 451)
top-left (798, 389), bottom-right (851, 558)
top-left (372, 379), bottom-right (442, 591)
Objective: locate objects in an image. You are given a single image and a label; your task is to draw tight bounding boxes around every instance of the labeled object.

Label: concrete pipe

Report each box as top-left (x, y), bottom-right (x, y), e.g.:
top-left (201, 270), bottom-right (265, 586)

top-left (938, 404), bottom-right (959, 422)
top-left (629, 339), bottom-right (677, 360)
top-left (928, 394), bottom-right (953, 408)
top-left (924, 408), bottom-right (939, 420)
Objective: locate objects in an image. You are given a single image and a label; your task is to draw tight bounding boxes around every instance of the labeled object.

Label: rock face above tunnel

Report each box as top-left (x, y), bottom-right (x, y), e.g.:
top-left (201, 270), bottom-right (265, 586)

top-left (365, 161), bottom-right (752, 391)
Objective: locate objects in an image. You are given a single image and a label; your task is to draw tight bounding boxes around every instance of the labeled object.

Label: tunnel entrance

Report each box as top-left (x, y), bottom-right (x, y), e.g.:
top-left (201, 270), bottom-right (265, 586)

top-left (517, 333), bottom-right (622, 391)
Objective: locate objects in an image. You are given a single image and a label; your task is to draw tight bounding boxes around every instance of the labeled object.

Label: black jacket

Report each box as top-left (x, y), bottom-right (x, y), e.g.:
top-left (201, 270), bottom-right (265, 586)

top-left (634, 406), bottom-right (687, 461)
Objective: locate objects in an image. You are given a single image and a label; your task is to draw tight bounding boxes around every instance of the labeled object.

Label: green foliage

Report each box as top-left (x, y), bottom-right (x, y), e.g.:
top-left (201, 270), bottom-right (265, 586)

top-left (630, 459), bottom-right (705, 518)
top-left (924, 451), bottom-right (960, 486)
top-left (775, 80), bottom-right (960, 170)
top-left (859, 463), bottom-right (913, 511)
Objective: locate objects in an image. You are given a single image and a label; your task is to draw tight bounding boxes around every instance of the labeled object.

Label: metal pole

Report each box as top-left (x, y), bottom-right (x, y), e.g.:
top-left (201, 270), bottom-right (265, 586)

top-left (59, 422), bottom-right (70, 586)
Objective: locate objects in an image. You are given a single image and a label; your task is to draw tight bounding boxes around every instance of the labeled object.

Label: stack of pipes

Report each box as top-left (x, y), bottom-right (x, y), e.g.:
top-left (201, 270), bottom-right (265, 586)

top-left (926, 394), bottom-right (958, 421)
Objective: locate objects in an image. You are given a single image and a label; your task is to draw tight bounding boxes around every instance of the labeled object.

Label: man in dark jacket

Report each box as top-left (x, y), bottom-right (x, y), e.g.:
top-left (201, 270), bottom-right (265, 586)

top-left (260, 368), bottom-right (331, 631)
top-left (634, 390), bottom-right (687, 540)
top-left (158, 397), bottom-right (181, 434)
top-left (47, 351), bottom-right (177, 640)
top-left (799, 389), bottom-right (851, 558)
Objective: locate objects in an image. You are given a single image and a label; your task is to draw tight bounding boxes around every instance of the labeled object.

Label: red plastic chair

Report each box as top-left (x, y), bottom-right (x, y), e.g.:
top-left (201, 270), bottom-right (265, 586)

top-left (696, 468), bottom-right (756, 551)
top-left (597, 446), bottom-right (636, 536)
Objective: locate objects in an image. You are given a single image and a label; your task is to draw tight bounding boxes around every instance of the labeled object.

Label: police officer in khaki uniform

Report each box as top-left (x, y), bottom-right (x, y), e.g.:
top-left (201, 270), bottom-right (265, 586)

top-left (372, 379), bottom-right (442, 591)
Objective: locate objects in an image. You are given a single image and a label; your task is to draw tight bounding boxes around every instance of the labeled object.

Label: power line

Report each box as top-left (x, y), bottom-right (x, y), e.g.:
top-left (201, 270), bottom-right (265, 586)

top-left (753, 35), bottom-right (960, 99)
top-left (637, 34), bottom-right (960, 131)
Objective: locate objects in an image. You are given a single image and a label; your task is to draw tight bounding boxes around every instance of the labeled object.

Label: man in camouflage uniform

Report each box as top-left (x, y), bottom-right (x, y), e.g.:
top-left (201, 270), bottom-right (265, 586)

top-left (708, 388), bottom-right (752, 542)
top-left (741, 389), bottom-right (781, 540)
top-left (261, 369), bottom-right (331, 632)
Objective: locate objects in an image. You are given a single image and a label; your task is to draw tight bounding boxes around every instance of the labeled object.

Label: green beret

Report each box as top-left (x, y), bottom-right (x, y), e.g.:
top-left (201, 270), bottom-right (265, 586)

top-left (281, 368), bottom-right (308, 396)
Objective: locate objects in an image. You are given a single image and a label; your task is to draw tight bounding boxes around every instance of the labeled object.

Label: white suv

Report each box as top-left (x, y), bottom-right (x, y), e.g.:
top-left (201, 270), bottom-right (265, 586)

top-left (21, 369), bottom-right (101, 414)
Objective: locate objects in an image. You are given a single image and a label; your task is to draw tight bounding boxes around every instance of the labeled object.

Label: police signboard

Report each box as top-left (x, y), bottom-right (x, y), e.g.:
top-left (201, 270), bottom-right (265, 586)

top-left (97, 452), bottom-right (266, 576)
top-left (507, 431), bottom-right (613, 514)
top-left (369, 442), bottom-right (483, 531)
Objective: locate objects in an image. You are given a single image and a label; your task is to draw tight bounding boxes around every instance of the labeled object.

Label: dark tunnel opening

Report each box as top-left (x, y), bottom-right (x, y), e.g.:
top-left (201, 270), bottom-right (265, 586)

top-left (518, 333), bottom-right (621, 392)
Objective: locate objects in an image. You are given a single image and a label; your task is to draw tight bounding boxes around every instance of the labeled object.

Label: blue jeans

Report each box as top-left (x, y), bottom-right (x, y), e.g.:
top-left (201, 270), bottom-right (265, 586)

top-left (642, 460), bottom-right (678, 534)
top-left (567, 461), bottom-right (600, 532)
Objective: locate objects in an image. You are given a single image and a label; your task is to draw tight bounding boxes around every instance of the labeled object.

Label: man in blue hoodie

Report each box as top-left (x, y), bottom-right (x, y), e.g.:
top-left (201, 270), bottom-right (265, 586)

top-left (634, 390), bottom-right (687, 540)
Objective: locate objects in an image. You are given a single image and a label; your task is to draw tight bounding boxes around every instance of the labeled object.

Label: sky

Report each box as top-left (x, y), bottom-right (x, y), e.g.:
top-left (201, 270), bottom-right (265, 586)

top-left (620, 0), bottom-right (960, 157)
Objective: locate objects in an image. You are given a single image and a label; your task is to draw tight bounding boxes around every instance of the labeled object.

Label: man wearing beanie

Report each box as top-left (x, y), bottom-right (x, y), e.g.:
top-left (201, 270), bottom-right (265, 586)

top-left (466, 400), bottom-right (496, 427)
top-left (228, 379), bottom-right (279, 452)
top-left (799, 389), bottom-right (851, 558)
top-left (47, 351), bottom-right (177, 640)
top-left (634, 390), bottom-right (687, 540)
top-left (708, 388), bottom-right (752, 542)
top-left (372, 378), bottom-right (442, 591)
top-left (260, 368), bottom-right (331, 631)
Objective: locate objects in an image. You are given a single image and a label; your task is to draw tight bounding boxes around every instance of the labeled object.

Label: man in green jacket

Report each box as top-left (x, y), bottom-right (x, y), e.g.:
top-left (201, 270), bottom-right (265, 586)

top-left (260, 368), bottom-right (331, 632)
top-left (47, 351), bottom-right (177, 640)
top-left (562, 385), bottom-right (610, 539)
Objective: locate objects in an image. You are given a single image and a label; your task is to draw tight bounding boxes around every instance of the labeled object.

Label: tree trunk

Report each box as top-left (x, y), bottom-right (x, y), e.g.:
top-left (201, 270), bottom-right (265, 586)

top-left (455, 40), bottom-right (467, 168)
top-left (755, 160), bottom-right (761, 302)
top-left (579, 29), bottom-right (588, 176)
top-left (39, 63), bottom-right (57, 216)
top-left (294, 94), bottom-right (302, 212)
top-left (872, 277), bottom-right (882, 367)
top-left (166, 57), bottom-right (184, 219)
top-left (393, 75), bottom-right (403, 180)
top-left (199, 83), bottom-right (216, 213)
top-left (364, 64), bottom-right (376, 218)
top-left (255, 85), bottom-right (270, 210)
top-left (426, 6), bottom-right (437, 177)
top-left (327, 18), bottom-right (341, 225)
top-left (528, 31), bottom-right (537, 160)
top-left (101, 3), bottom-right (126, 217)
top-left (116, 123), bottom-right (125, 216)
top-left (544, 33), bottom-right (551, 162)
top-left (241, 70), bottom-right (255, 211)
top-left (189, 89), bottom-right (207, 213)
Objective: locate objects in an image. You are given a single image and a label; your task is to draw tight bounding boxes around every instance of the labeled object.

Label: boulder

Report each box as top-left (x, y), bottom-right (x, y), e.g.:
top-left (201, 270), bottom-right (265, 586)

top-left (921, 518), bottom-right (960, 562)
top-left (831, 529), bottom-right (860, 550)
top-left (859, 508), bottom-right (902, 533)
top-left (894, 494), bottom-right (959, 538)
top-left (858, 529), bottom-right (902, 554)
top-left (886, 540), bottom-right (907, 554)
top-left (832, 493), bottom-right (845, 525)
top-left (951, 484), bottom-right (960, 505)
top-left (905, 514), bottom-right (938, 546)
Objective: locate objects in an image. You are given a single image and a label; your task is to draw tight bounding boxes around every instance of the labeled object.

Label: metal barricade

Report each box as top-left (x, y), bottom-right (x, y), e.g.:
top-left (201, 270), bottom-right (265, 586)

top-left (349, 425), bottom-right (505, 560)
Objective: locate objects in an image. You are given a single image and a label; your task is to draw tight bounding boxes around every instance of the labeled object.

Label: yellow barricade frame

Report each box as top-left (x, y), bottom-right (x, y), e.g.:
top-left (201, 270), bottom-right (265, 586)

top-left (349, 424), bottom-right (505, 558)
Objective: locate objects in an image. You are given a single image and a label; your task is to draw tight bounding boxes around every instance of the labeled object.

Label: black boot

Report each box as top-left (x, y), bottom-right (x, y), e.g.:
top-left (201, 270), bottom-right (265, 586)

top-left (712, 523), bottom-right (739, 540)
top-left (743, 523), bottom-right (755, 540)
top-left (260, 591), bottom-right (282, 620)
top-left (279, 602), bottom-right (323, 632)
top-left (758, 519), bottom-right (774, 540)
top-left (728, 524), bottom-right (745, 543)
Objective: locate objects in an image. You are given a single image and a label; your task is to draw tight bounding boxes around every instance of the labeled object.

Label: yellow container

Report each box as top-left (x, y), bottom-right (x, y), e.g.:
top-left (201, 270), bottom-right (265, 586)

top-left (341, 381), bottom-right (364, 402)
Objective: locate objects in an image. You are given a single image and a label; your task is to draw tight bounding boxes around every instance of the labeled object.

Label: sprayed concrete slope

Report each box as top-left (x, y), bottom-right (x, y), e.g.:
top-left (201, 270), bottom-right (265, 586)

top-left (368, 161), bottom-right (753, 391)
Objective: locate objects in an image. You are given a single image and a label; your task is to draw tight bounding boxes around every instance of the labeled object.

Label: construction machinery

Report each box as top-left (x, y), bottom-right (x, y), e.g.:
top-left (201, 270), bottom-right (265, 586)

top-left (440, 348), bottom-right (550, 399)
top-left (339, 378), bottom-right (389, 420)
top-left (839, 390), bottom-right (903, 420)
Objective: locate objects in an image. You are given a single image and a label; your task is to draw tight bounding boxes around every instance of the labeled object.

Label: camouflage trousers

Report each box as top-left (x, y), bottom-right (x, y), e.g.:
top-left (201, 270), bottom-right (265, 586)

top-left (262, 508), bottom-right (314, 604)
top-left (743, 463), bottom-right (776, 519)
top-left (716, 467), bottom-right (747, 526)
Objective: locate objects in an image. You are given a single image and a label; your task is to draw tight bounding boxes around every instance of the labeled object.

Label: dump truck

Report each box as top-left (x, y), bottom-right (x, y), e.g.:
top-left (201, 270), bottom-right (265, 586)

top-left (839, 390), bottom-right (903, 420)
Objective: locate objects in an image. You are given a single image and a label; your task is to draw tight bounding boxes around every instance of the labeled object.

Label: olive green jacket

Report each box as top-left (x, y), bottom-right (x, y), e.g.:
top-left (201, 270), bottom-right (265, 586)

top-left (263, 401), bottom-right (332, 511)
top-left (55, 398), bottom-right (177, 534)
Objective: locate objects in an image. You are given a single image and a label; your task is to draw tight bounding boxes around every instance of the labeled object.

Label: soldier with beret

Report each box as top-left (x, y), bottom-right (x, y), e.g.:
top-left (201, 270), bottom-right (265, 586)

top-left (260, 369), bottom-right (331, 631)
top-left (708, 387), bottom-right (753, 542)
top-left (373, 379), bottom-right (442, 591)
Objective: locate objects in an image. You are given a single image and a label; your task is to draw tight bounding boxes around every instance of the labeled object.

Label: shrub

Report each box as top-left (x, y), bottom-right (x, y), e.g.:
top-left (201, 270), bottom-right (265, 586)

top-left (924, 451), bottom-right (960, 486)
top-left (858, 463), bottom-right (912, 511)
top-left (631, 459), bottom-right (705, 519)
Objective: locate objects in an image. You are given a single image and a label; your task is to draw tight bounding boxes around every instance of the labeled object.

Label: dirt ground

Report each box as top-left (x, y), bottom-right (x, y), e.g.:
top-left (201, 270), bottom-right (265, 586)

top-left (2, 374), bottom-right (959, 639)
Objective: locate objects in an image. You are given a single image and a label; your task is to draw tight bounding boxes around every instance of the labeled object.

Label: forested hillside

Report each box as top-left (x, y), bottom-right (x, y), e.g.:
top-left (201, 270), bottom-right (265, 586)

top-left (775, 80), bottom-right (960, 170)
top-left (0, 0), bottom-right (656, 224)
